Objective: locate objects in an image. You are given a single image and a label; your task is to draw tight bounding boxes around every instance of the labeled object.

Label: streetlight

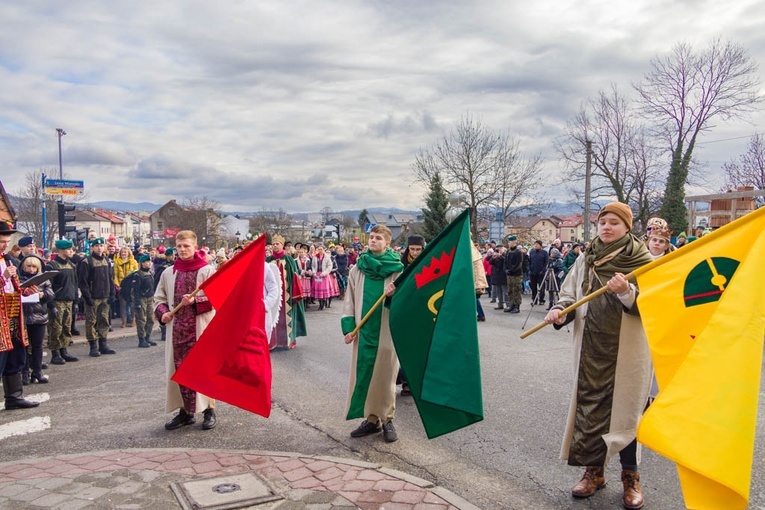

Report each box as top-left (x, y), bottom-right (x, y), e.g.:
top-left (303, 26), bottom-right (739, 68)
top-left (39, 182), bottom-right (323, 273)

top-left (56, 128), bottom-right (66, 181)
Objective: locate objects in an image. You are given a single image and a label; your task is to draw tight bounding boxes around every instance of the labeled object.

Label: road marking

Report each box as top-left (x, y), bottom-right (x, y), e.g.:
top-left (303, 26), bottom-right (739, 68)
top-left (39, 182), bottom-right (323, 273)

top-left (0, 416), bottom-right (51, 440)
top-left (0, 392), bottom-right (50, 411)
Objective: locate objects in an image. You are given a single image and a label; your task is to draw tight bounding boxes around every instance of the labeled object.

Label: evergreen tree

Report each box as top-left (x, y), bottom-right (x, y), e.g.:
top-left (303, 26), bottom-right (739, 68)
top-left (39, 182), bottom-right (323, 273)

top-left (422, 172), bottom-right (449, 241)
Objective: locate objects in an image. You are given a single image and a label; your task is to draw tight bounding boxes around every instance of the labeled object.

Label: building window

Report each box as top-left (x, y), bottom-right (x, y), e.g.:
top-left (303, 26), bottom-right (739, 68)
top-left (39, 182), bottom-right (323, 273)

top-left (157, 221), bottom-right (164, 230)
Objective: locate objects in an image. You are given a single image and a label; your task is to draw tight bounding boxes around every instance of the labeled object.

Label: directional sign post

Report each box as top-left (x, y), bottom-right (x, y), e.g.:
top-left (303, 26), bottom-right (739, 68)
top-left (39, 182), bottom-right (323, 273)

top-left (45, 179), bottom-right (84, 196)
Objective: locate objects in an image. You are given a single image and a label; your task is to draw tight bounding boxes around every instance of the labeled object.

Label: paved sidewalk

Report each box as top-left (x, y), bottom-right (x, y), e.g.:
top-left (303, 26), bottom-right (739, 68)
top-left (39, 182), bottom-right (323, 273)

top-left (0, 448), bottom-right (480, 509)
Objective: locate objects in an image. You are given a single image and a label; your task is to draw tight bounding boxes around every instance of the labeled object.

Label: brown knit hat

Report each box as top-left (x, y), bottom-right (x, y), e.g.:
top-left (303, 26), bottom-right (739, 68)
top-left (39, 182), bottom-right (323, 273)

top-left (598, 202), bottom-right (633, 231)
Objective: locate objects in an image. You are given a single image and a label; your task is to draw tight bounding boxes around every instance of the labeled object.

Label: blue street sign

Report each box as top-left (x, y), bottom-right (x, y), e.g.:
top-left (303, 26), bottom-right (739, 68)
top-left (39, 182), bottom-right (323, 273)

top-left (365, 223), bottom-right (376, 234)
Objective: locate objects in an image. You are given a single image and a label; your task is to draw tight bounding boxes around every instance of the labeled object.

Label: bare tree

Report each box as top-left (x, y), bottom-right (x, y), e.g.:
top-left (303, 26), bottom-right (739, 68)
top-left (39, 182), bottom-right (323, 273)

top-left (634, 38), bottom-right (763, 233)
top-left (249, 208), bottom-right (293, 239)
top-left (14, 168), bottom-right (90, 250)
top-left (723, 133), bottom-right (765, 190)
top-left (556, 84), bottom-right (665, 232)
top-left (412, 114), bottom-right (543, 237)
top-left (181, 196), bottom-right (221, 247)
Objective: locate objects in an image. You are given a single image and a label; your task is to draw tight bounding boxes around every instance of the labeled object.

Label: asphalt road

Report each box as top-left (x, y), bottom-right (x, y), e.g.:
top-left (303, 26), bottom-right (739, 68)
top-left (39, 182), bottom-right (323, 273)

top-left (1, 294), bottom-right (764, 509)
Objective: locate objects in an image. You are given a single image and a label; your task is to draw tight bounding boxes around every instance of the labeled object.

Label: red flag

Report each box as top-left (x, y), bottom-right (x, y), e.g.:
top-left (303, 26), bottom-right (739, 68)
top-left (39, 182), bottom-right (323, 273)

top-left (171, 235), bottom-right (272, 417)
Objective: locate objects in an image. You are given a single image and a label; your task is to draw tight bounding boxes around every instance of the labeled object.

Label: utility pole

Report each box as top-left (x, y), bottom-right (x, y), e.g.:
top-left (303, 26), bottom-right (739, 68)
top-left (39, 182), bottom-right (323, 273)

top-left (42, 172), bottom-right (47, 249)
top-left (583, 140), bottom-right (592, 243)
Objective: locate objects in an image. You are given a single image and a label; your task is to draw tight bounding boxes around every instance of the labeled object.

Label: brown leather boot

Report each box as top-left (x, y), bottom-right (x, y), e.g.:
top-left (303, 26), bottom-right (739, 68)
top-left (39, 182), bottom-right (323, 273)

top-left (571, 466), bottom-right (605, 498)
top-left (621, 469), bottom-right (644, 509)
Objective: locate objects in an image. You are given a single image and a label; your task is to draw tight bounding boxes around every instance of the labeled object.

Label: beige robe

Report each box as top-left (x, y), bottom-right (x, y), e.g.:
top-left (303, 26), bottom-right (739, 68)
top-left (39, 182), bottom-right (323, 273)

top-left (557, 254), bottom-right (652, 465)
top-left (342, 266), bottom-right (400, 422)
top-left (154, 264), bottom-right (216, 414)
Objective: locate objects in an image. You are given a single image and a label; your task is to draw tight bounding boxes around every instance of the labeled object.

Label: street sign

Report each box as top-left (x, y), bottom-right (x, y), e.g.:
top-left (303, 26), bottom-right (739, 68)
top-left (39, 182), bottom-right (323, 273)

top-left (45, 179), bottom-right (84, 196)
top-left (365, 223), bottom-right (376, 234)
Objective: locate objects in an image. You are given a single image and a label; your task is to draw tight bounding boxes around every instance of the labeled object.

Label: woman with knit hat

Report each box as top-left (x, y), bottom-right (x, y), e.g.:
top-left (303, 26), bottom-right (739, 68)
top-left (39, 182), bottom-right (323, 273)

top-left (544, 202), bottom-right (653, 509)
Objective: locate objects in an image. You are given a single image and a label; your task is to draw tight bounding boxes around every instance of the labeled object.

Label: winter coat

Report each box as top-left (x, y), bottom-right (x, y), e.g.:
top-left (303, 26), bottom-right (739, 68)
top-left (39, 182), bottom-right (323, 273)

top-left (503, 247), bottom-right (524, 277)
top-left (131, 268), bottom-right (155, 303)
top-left (113, 253), bottom-right (138, 286)
top-left (46, 255), bottom-right (79, 301)
top-left (19, 256), bottom-right (55, 326)
top-left (78, 254), bottom-right (115, 304)
top-left (488, 253), bottom-right (506, 285)
top-left (528, 248), bottom-right (549, 276)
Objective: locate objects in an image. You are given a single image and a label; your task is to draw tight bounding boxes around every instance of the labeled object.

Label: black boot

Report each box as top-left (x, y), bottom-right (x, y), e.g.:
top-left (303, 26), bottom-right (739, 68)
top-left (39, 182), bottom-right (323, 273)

top-left (22, 370), bottom-right (30, 386)
top-left (3, 374), bottom-right (40, 410)
top-left (88, 340), bottom-right (100, 357)
top-left (146, 336), bottom-right (157, 346)
top-left (50, 349), bottom-right (66, 365)
top-left (60, 348), bottom-right (79, 362)
top-left (160, 325), bottom-right (166, 341)
top-left (98, 338), bottom-right (116, 355)
top-left (138, 337), bottom-right (150, 348)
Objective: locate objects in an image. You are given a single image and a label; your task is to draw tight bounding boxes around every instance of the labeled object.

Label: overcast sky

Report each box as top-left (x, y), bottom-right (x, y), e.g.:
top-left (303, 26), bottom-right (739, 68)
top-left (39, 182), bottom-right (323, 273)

top-left (1, 1), bottom-right (764, 213)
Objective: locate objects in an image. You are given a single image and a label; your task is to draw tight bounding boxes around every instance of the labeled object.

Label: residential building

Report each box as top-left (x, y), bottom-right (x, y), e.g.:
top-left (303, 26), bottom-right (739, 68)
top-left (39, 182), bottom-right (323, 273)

top-left (506, 215), bottom-right (560, 246)
top-left (149, 200), bottom-right (220, 248)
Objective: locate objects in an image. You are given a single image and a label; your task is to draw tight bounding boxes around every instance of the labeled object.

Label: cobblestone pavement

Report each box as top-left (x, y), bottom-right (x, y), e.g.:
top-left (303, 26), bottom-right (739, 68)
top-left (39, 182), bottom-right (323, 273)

top-left (0, 448), bottom-right (480, 509)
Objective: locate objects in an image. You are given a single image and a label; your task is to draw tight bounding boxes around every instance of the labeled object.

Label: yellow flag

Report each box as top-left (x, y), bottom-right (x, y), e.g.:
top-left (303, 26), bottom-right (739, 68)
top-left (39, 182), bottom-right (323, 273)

top-left (634, 206), bottom-right (765, 510)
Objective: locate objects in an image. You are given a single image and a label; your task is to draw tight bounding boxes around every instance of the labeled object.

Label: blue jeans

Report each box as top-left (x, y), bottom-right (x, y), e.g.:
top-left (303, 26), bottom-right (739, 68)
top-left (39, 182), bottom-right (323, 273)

top-left (476, 298), bottom-right (485, 319)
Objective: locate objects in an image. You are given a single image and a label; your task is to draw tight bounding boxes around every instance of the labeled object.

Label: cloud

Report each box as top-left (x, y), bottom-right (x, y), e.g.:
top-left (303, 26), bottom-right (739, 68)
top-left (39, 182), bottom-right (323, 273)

top-left (1, 0), bottom-right (764, 213)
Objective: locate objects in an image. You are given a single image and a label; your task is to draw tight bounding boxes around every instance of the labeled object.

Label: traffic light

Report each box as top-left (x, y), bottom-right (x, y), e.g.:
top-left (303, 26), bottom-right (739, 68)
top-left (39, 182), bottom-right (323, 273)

top-left (76, 228), bottom-right (88, 249)
top-left (57, 202), bottom-right (76, 239)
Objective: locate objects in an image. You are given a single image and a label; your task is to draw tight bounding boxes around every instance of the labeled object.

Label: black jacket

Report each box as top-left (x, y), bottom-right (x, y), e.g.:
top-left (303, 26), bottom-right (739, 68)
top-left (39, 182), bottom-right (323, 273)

top-left (528, 248), bottom-right (549, 276)
top-left (131, 268), bottom-right (155, 302)
top-left (46, 255), bottom-right (79, 301)
top-left (19, 256), bottom-right (56, 325)
top-left (78, 254), bottom-right (115, 304)
top-left (488, 253), bottom-right (506, 285)
top-left (503, 247), bottom-right (524, 277)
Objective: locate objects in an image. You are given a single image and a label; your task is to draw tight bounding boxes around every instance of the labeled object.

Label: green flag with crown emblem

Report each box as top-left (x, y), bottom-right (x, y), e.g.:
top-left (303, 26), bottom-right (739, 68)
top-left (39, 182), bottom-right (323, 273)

top-left (389, 209), bottom-right (483, 439)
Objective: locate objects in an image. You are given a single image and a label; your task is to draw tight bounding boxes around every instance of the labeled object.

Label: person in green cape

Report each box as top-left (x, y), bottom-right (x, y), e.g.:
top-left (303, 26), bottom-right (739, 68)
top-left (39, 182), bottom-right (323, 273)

top-left (266, 234), bottom-right (306, 349)
top-left (341, 225), bottom-right (403, 443)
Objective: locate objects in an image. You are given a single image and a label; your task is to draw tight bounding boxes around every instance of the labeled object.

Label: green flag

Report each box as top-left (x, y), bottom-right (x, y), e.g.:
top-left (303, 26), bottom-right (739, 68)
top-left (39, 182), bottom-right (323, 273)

top-left (389, 209), bottom-right (483, 439)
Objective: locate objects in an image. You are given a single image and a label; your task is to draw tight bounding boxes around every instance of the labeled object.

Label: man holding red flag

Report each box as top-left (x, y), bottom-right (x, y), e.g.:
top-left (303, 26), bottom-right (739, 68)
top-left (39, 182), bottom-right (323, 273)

top-left (154, 230), bottom-right (217, 431)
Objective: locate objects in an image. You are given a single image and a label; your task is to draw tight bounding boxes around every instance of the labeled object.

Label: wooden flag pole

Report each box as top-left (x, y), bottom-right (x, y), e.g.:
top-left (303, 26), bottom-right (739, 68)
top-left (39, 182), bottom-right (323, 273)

top-left (350, 292), bottom-right (388, 337)
top-left (165, 286), bottom-right (203, 320)
top-left (520, 271), bottom-right (636, 339)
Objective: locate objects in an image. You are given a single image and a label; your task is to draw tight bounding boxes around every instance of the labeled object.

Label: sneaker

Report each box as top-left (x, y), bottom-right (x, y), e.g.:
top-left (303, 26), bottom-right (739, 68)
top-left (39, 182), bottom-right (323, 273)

top-left (350, 419), bottom-right (381, 438)
top-left (202, 409), bottom-right (217, 430)
top-left (165, 409), bottom-right (195, 430)
top-left (382, 421), bottom-right (398, 443)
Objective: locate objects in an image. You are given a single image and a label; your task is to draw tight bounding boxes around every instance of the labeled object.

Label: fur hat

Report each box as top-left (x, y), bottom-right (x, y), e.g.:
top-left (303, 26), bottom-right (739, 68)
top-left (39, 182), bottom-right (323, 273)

top-left (407, 235), bottom-right (425, 247)
top-left (598, 202), bottom-right (633, 231)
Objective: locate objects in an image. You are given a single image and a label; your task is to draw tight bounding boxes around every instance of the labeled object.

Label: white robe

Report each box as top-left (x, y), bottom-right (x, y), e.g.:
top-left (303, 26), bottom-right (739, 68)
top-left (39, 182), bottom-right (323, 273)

top-left (154, 264), bottom-right (216, 414)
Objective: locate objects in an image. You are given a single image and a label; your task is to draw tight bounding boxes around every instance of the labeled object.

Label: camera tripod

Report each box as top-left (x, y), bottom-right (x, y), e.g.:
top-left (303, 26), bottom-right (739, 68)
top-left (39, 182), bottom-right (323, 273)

top-left (521, 266), bottom-right (561, 329)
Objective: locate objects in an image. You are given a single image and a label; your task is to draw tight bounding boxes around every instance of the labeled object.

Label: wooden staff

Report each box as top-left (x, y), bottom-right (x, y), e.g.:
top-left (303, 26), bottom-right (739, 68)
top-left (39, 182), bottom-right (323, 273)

top-left (350, 292), bottom-right (387, 337)
top-left (520, 271), bottom-right (636, 339)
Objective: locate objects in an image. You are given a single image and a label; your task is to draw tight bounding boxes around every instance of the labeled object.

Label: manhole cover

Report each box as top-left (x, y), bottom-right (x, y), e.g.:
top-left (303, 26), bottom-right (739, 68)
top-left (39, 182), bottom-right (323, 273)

top-left (171, 472), bottom-right (283, 509)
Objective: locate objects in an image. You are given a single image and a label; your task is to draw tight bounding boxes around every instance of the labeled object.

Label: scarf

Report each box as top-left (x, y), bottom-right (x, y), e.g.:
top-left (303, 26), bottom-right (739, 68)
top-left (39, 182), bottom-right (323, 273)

top-left (271, 250), bottom-right (286, 260)
top-left (173, 251), bottom-right (209, 273)
top-left (356, 248), bottom-right (404, 280)
top-left (582, 232), bottom-right (653, 294)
